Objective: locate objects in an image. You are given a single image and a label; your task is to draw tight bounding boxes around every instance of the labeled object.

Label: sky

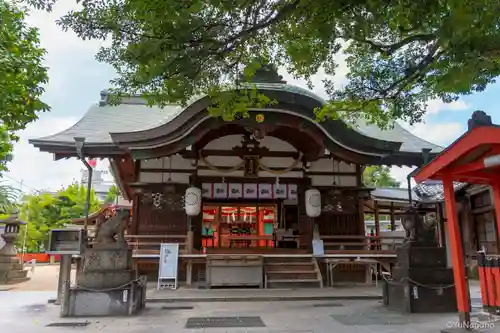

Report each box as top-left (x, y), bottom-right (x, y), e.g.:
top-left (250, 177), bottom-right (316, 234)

top-left (5, 2), bottom-right (500, 194)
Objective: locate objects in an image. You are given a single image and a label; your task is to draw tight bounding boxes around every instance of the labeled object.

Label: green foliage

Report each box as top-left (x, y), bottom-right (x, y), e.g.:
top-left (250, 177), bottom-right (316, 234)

top-left (17, 183), bottom-right (101, 252)
top-left (363, 165), bottom-right (401, 188)
top-left (0, 1), bottom-right (49, 170)
top-left (103, 184), bottom-right (120, 204)
top-left (27, 0), bottom-right (500, 127)
top-left (0, 181), bottom-right (20, 213)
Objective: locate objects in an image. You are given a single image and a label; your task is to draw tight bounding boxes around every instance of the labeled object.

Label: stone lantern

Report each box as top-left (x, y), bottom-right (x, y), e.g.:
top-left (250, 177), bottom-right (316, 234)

top-left (0, 213), bottom-right (24, 256)
top-left (0, 213), bottom-right (29, 285)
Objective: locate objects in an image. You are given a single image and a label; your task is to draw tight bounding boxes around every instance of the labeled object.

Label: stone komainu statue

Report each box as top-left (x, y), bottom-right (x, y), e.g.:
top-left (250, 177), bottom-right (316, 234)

top-left (94, 209), bottom-right (131, 245)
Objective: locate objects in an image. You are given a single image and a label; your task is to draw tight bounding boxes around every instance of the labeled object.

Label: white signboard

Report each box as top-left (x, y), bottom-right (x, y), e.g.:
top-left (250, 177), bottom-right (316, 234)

top-left (213, 183), bottom-right (228, 198)
top-left (157, 243), bottom-right (179, 290)
top-left (202, 183), bottom-right (298, 200)
top-left (202, 183), bottom-right (212, 198)
top-left (312, 239), bottom-right (324, 257)
top-left (258, 184), bottom-right (273, 199)
top-left (228, 183), bottom-right (243, 198)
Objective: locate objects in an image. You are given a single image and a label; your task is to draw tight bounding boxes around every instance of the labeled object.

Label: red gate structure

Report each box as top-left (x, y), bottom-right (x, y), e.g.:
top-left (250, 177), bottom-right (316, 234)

top-left (414, 111), bottom-right (500, 325)
top-left (477, 253), bottom-right (500, 312)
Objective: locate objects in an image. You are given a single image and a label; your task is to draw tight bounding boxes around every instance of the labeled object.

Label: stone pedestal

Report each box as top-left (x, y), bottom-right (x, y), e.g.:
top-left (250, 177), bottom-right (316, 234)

top-left (0, 254), bottom-right (29, 285)
top-left (384, 245), bottom-right (457, 313)
top-left (61, 245), bottom-right (146, 317)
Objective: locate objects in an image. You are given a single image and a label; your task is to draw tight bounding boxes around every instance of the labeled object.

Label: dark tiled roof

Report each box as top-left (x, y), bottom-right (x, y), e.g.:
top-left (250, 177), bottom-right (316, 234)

top-left (31, 84), bottom-right (443, 154)
top-left (371, 181), bottom-right (468, 204)
top-left (413, 180), bottom-right (468, 201)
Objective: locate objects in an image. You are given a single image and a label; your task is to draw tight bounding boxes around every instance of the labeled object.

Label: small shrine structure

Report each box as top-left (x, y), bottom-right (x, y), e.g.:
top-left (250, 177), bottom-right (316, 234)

top-left (414, 111), bottom-right (500, 324)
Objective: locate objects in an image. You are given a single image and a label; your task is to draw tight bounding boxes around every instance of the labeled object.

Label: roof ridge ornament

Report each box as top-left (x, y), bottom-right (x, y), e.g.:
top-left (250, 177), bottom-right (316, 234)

top-left (467, 110), bottom-right (492, 131)
top-left (240, 62), bottom-right (286, 84)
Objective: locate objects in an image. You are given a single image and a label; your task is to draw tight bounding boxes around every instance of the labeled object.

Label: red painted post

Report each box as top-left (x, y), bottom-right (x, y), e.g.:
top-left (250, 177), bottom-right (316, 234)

top-left (442, 176), bottom-right (471, 324)
top-left (491, 182), bottom-right (500, 251)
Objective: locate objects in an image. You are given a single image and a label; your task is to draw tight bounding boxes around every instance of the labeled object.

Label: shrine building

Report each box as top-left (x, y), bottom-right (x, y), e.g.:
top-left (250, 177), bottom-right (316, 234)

top-left (30, 67), bottom-right (444, 287)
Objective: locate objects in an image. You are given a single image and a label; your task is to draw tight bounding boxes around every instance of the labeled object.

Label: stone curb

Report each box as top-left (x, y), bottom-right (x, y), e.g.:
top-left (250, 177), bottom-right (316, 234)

top-left (146, 295), bottom-right (383, 303)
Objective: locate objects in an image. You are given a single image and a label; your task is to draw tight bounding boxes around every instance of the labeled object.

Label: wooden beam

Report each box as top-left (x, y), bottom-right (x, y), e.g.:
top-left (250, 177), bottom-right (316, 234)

top-left (140, 166), bottom-right (357, 176)
top-left (184, 149), bottom-right (303, 158)
top-left (414, 126), bottom-right (500, 182)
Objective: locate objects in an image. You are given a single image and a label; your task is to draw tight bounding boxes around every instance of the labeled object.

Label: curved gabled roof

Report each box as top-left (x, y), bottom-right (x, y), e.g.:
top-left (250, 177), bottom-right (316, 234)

top-left (30, 82), bottom-right (443, 165)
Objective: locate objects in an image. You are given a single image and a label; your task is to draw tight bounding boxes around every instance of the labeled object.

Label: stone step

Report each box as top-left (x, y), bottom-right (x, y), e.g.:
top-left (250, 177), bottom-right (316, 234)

top-left (267, 270), bottom-right (318, 280)
top-left (7, 269), bottom-right (28, 279)
top-left (6, 276), bottom-right (30, 285)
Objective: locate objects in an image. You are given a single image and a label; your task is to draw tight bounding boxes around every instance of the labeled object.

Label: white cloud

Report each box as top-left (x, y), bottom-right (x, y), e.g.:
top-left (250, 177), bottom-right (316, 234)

top-left (5, 115), bottom-right (80, 193)
top-left (389, 121), bottom-right (464, 188)
top-left (4, 2), bottom-right (114, 195)
top-left (426, 99), bottom-right (469, 115)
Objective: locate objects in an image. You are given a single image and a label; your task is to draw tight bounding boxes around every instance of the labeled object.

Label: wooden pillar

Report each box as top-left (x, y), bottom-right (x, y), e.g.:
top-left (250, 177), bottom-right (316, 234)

top-left (437, 203), bottom-right (446, 247)
top-left (491, 182), bottom-right (500, 252)
top-left (130, 194), bottom-right (140, 234)
top-left (390, 203), bottom-right (395, 231)
top-left (374, 201), bottom-right (380, 249)
top-left (443, 176), bottom-right (470, 325)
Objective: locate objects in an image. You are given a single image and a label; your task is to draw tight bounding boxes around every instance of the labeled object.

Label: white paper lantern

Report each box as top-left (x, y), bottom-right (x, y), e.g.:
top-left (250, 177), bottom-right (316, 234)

top-left (305, 188), bottom-right (321, 218)
top-left (185, 187), bottom-right (202, 216)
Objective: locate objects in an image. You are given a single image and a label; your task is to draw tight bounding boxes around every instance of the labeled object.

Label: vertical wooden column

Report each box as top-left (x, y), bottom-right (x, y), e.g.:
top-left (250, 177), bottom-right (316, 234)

top-left (442, 176), bottom-right (470, 325)
top-left (130, 194), bottom-right (140, 234)
top-left (374, 201), bottom-right (380, 249)
top-left (390, 203), bottom-right (395, 231)
top-left (437, 203), bottom-right (446, 247)
top-left (356, 165), bottom-right (365, 235)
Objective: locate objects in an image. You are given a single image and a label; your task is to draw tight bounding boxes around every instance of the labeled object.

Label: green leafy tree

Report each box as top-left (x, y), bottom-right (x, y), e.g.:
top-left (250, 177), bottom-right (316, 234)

top-left (18, 183), bottom-right (100, 252)
top-left (28, 0), bottom-right (500, 127)
top-left (0, 182), bottom-right (20, 213)
top-left (363, 165), bottom-right (400, 188)
top-left (103, 184), bottom-right (120, 204)
top-left (0, 1), bottom-right (49, 171)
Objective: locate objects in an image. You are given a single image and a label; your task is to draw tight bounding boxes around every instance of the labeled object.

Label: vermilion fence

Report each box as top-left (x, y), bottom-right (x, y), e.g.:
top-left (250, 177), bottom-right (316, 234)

top-left (16, 253), bottom-right (61, 263)
top-left (477, 252), bottom-right (500, 311)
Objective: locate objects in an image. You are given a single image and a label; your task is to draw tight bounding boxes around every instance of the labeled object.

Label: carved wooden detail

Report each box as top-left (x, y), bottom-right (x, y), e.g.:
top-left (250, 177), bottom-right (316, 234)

top-left (137, 184), bottom-right (188, 234)
top-left (322, 189), bottom-right (358, 213)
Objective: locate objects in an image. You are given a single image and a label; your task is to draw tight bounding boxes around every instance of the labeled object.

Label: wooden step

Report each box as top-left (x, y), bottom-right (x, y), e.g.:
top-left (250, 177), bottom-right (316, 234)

top-left (267, 271), bottom-right (318, 280)
top-left (266, 262), bottom-right (315, 271)
top-left (266, 278), bottom-right (322, 289)
top-left (264, 256), bottom-right (312, 263)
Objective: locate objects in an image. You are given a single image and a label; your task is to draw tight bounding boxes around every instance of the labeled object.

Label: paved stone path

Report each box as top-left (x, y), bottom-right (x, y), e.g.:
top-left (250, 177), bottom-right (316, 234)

top-left (0, 266), bottom-right (498, 332)
top-left (1, 291), bottom-right (498, 333)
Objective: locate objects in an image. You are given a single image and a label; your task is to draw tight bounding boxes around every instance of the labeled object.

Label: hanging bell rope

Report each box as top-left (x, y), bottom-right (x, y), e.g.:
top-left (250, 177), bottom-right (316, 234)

top-left (198, 151), bottom-right (303, 175)
top-left (199, 152), bottom-right (245, 173)
top-left (258, 152), bottom-right (303, 175)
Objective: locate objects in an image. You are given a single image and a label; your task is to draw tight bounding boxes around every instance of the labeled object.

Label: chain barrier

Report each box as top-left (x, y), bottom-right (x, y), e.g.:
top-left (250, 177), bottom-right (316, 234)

top-left (380, 272), bottom-right (455, 290)
top-left (75, 277), bottom-right (144, 292)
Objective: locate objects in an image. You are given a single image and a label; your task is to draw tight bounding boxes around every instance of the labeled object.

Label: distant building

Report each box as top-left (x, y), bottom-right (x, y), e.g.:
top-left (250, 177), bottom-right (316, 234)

top-left (80, 160), bottom-right (116, 202)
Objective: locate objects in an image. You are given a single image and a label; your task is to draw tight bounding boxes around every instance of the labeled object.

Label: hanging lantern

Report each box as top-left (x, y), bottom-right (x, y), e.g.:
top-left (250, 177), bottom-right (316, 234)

top-left (184, 187), bottom-right (202, 216)
top-left (305, 188), bottom-right (321, 218)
